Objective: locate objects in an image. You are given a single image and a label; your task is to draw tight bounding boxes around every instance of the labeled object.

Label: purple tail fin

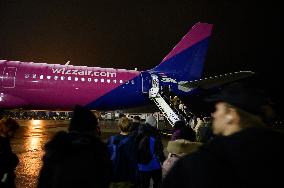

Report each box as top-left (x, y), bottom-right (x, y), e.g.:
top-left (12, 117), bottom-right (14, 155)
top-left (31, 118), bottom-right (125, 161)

top-left (151, 22), bottom-right (213, 81)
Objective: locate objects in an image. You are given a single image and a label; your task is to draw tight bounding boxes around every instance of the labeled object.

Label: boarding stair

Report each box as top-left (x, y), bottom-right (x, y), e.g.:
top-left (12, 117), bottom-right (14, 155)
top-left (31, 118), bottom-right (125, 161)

top-left (149, 86), bottom-right (194, 127)
top-left (149, 87), bottom-right (180, 126)
top-left (148, 74), bottom-right (196, 127)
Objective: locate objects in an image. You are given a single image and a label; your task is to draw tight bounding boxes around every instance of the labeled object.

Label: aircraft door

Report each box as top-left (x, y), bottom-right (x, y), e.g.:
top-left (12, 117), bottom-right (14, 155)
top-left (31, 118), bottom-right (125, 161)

top-left (151, 74), bottom-right (159, 89)
top-left (141, 72), bottom-right (151, 93)
top-left (2, 67), bottom-right (17, 88)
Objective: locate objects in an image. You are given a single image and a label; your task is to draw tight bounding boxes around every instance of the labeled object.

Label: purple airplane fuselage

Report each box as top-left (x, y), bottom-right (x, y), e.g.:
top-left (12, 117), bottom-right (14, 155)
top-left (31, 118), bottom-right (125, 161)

top-left (0, 61), bottom-right (142, 109)
top-left (0, 22), bottom-right (213, 110)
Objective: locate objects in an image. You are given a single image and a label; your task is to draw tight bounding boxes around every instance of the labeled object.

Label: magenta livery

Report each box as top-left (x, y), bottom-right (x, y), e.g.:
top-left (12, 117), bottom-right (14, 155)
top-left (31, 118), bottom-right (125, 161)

top-left (0, 22), bottom-right (213, 110)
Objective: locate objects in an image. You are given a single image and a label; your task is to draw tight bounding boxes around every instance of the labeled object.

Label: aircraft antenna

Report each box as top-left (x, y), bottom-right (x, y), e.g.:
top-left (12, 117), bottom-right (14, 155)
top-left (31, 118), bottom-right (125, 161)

top-left (65, 60), bottom-right (70, 65)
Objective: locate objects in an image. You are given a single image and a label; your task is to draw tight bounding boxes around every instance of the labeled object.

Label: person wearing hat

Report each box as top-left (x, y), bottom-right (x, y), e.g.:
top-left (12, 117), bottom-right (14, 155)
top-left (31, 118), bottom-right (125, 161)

top-left (136, 115), bottom-right (165, 188)
top-left (38, 105), bottom-right (112, 188)
top-left (0, 118), bottom-right (20, 188)
top-left (162, 82), bottom-right (284, 188)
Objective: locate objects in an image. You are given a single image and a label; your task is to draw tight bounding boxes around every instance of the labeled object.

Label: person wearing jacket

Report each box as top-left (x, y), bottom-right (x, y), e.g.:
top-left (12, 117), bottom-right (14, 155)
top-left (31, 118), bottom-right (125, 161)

top-left (137, 115), bottom-right (165, 188)
top-left (37, 105), bottom-right (112, 188)
top-left (162, 82), bottom-right (284, 188)
top-left (162, 139), bottom-right (202, 179)
top-left (107, 117), bottom-right (138, 188)
top-left (162, 120), bottom-right (202, 179)
top-left (0, 117), bottom-right (20, 188)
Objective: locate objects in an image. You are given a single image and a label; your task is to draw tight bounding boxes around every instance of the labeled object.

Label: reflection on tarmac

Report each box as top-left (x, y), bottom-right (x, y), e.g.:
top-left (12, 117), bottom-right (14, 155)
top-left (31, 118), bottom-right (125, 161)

top-left (12, 120), bottom-right (70, 188)
top-left (11, 120), bottom-right (169, 188)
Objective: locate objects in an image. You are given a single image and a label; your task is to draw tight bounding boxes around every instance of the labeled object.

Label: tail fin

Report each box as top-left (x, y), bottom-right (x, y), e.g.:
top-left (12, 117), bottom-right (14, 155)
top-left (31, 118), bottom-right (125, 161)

top-left (151, 22), bottom-right (213, 81)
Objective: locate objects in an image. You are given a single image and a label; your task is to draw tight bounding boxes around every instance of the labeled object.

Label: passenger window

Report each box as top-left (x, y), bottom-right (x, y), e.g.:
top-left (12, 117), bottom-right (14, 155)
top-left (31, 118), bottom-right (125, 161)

top-left (131, 80), bottom-right (135, 84)
top-left (68, 76), bottom-right (71, 81)
top-left (54, 76), bottom-right (58, 80)
top-left (81, 78), bottom-right (85, 81)
top-left (88, 78), bottom-right (91, 82)
top-left (101, 79), bottom-right (104, 83)
top-left (119, 80), bottom-right (123, 84)
top-left (94, 78), bottom-right (98, 82)
top-left (61, 76), bottom-right (65, 80)
top-left (32, 74), bottom-right (36, 79)
top-left (25, 74), bottom-right (29, 79)
top-left (107, 79), bottom-right (110, 83)
top-left (113, 79), bottom-right (117, 84)
top-left (75, 77), bottom-right (78, 81)
top-left (47, 76), bottom-right (51, 80)
top-left (40, 75), bottom-right (44, 79)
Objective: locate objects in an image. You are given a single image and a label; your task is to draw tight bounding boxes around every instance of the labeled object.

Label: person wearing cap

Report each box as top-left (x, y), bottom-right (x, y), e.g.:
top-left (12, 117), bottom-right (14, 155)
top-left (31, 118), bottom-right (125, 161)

top-left (136, 115), bottom-right (165, 188)
top-left (162, 82), bottom-right (284, 188)
top-left (37, 105), bottom-right (112, 188)
top-left (0, 118), bottom-right (20, 188)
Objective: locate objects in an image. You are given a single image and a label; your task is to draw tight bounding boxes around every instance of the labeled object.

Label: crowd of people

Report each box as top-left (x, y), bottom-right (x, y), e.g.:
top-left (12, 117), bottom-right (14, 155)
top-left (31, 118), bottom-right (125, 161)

top-left (1, 82), bottom-right (284, 188)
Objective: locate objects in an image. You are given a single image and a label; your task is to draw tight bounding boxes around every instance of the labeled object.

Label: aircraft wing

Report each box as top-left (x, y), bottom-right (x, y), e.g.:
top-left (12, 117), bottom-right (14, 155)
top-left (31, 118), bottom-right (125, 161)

top-left (179, 71), bottom-right (255, 90)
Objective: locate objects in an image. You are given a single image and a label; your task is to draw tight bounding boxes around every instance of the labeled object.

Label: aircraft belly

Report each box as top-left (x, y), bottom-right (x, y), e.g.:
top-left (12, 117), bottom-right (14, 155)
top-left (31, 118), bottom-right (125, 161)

top-left (0, 93), bottom-right (28, 109)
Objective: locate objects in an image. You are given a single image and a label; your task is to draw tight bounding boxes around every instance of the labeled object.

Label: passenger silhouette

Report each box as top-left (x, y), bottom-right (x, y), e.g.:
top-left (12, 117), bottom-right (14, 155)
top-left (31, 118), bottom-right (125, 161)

top-left (107, 117), bottom-right (137, 188)
top-left (37, 105), bottom-right (112, 188)
top-left (130, 116), bottom-right (141, 133)
top-left (163, 121), bottom-right (201, 179)
top-left (0, 118), bottom-right (20, 188)
top-left (196, 117), bottom-right (214, 143)
top-left (162, 82), bottom-right (284, 188)
top-left (171, 120), bottom-right (196, 141)
top-left (136, 115), bottom-right (165, 188)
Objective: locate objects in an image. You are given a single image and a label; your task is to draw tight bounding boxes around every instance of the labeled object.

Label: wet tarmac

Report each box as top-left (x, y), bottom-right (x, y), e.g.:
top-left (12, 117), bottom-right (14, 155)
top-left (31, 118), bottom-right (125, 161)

top-left (11, 120), bottom-right (171, 188)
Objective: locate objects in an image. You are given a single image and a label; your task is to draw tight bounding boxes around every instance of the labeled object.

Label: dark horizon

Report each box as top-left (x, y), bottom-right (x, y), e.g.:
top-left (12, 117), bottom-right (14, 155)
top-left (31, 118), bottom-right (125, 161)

top-left (0, 1), bottom-right (283, 115)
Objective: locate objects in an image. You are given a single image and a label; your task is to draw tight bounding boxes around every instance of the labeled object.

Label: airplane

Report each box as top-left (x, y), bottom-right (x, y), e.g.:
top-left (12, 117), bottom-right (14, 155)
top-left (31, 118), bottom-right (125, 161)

top-left (0, 22), bottom-right (254, 111)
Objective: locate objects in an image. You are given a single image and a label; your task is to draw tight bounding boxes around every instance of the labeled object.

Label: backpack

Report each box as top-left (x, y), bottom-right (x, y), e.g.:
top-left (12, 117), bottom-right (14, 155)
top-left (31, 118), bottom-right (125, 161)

top-left (108, 136), bottom-right (131, 174)
top-left (136, 135), bottom-right (153, 164)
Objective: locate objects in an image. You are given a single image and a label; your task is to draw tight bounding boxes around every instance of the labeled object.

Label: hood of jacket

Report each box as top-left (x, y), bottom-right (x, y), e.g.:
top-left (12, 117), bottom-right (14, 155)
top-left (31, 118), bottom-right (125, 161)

top-left (167, 139), bottom-right (202, 155)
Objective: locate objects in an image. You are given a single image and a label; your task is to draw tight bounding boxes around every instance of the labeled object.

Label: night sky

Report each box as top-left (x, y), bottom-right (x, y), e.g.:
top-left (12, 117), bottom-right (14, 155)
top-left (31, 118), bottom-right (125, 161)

top-left (0, 1), bottom-right (283, 114)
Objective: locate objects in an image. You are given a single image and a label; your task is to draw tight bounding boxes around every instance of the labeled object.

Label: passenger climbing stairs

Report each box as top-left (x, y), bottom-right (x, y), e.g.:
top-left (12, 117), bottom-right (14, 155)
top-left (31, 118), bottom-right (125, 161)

top-left (148, 74), bottom-right (194, 127)
top-left (149, 87), bottom-right (193, 127)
